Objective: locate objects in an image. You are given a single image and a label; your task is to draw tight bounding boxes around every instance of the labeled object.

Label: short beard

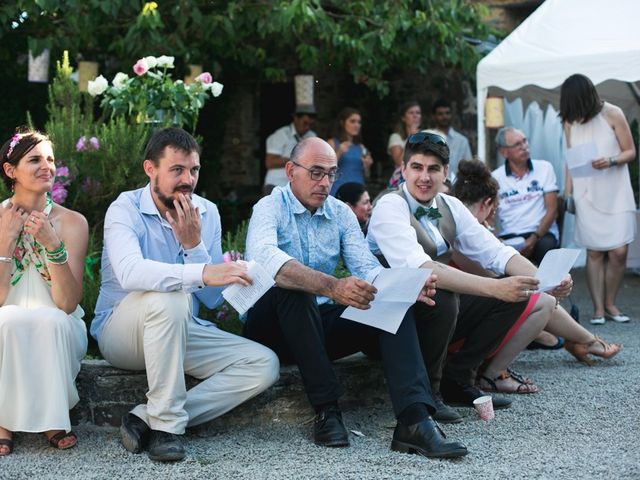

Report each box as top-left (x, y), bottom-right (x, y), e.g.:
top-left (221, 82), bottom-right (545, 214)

top-left (153, 182), bottom-right (193, 210)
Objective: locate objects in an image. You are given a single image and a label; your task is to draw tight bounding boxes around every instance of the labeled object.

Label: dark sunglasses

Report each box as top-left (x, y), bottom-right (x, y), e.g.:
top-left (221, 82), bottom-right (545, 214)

top-left (406, 131), bottom-right (447, 147)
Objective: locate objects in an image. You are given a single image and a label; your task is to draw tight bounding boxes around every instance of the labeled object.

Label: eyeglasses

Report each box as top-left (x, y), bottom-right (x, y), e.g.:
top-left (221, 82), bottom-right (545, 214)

top-left (504, 138), bottom-right (528, 149)
top-left (291, 161), bottom-right (340, 182)
top-left (405, 131), bottom-right (450, 160)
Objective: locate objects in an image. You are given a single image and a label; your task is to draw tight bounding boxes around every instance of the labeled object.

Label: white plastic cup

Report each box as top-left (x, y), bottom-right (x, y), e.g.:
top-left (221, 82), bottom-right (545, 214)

top-left (473, 395), bottom-right (495, 421)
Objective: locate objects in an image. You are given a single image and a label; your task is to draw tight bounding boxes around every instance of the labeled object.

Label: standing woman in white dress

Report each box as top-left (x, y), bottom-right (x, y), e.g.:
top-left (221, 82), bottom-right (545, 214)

top-left (0, 129), bottom-right (88, 455)
top-left (560, 74), bottom-right (637, 325)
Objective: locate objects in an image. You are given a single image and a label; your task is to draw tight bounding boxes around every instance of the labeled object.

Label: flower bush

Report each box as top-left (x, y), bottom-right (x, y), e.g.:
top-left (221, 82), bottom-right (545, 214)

top-left (88, 55), bottom-right (223, 132)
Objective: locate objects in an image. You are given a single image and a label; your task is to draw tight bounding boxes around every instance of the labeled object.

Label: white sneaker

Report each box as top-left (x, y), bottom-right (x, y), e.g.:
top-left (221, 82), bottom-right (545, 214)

top-left (605, 311), bottom-right (630, 323)
top-left (590, 316), bottom-right (606, 325)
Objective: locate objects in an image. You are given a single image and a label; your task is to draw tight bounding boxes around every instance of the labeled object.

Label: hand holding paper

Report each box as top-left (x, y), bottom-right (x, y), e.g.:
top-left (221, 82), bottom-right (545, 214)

top-left (535, 248), bottom-right (580, 293)
top-left (341, 268), bottom-right (432, 334)
top-left (221, 260), bottom-right (275, 315)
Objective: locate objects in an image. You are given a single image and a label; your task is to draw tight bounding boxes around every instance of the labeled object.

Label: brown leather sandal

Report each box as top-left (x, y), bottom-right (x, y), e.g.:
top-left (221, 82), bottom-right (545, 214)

top-left (0, 438), bottom-right (13, 456)
top-left (47, 430), bottom-right (78, 450)
top-left (564, 336), bottom-right (623, 366)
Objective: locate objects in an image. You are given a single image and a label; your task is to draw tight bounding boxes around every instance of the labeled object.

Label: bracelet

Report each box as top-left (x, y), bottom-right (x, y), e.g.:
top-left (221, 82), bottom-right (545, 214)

top-left (0, 256), bottom-right (12, 264)
top-left (609, 156), bottom-right (618, 166)
top-left (46, 241), bottom-right (65, 256)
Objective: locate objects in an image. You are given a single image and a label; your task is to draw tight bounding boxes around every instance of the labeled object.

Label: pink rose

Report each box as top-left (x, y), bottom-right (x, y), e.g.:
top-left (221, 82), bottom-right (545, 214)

top-left (133, 58), bottom-right (149, 76)
top-left (51, 182), bottom-right (69, 204)
top-left (195, 72), bottom-right (213, 84)
top-left (56, 166), bottom-right (70, 178)
top-left (76, 136), bottom-right (86, 152)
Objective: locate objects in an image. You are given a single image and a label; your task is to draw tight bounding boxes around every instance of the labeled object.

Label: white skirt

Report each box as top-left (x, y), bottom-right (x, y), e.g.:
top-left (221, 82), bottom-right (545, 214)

top-left (0, 266), bottom-right (87, 432)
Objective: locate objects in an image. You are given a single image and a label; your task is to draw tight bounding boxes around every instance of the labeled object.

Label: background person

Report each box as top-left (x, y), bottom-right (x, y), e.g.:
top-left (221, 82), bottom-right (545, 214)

top-left (327, 107), bottom-right (373, 195)
top-left (430, 98), bottom-right (472, 181)
top-left (0, 129), bottom-right (88, 455)
top-left (560, 73), bottom-right (637, 325)
top-left (263, 109), bottom-right (317, 194)
top-left (334, 182), bottom-right (372, 233)
top-left (492, 127), bottom-right (560, 265)
top-left (387, 100), bottom-right (422, 187)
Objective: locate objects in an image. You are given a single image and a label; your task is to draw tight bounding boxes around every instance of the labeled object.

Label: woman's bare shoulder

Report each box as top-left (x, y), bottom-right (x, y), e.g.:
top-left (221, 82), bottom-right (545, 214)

top-left (51, 204), bottom-right (88, 230)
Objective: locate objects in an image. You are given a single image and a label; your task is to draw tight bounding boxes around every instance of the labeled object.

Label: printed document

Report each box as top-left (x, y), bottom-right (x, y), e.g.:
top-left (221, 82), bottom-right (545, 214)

top-left (222, 260), bottom-right (275, 315)
top-left (566, 142), bottom-right (600, 178)
top-left (341, 268), bottom-right (432, 334)
top-left (536, 248), bottom-right (580, 292)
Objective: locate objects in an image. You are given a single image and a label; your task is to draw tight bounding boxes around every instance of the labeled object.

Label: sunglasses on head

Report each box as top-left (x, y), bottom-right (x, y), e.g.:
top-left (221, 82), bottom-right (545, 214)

top-left (406, 131), bottom-right (447, 147)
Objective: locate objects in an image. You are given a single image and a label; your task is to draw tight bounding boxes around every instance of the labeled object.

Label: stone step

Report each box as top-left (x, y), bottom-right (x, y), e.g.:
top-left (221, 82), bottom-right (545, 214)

top-left (71, 353), bottom-right (390, 429)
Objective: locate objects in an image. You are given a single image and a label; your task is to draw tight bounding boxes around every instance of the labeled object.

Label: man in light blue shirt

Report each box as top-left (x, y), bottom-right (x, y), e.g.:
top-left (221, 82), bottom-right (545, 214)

top-left (93, 128), bottom-right (278, 462)
top-left (244, 137), bottom-right (467, 459)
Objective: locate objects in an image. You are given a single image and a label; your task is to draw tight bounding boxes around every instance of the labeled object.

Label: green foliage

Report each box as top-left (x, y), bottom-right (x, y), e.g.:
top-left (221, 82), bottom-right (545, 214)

top-left (222, 220), bottom-right (248, 254)
top-left (44, 57), bottom-right (151, 231)
top-left (1, 0), bottom-right (489, 97)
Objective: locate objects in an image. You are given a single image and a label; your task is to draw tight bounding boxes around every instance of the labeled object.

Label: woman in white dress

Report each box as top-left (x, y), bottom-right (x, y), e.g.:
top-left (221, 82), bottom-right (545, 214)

top-left (0, 129), bottom-right (88, 455)
top-left (560, 74), bottom-right (637, 325)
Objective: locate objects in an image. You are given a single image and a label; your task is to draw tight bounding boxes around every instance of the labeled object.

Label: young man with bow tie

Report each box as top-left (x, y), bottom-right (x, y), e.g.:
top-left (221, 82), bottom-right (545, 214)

top-left (367, 132), bottom-right (572, 423)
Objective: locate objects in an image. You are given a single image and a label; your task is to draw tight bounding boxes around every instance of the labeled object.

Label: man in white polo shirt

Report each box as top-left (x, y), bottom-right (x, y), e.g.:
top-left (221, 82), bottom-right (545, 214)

top-left (263, 107), bottom-right (317, 194)
top-left (492, 127), bottom-right (560, 265)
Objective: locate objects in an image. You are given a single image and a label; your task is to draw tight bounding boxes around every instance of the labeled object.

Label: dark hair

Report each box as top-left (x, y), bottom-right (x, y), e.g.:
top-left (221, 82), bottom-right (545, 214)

top-left (432, 98), bottom-right (451, 113)
top-left (394, 100), bottom-right (421, 138)
top-left (402, 132), bottom-right (450, 166)
top-left (332, 107), bottom-right (362, 144)
top-left (452, 159), bottom-right (499, 206)
top-left (559, 74), bottom-right (603, 124)
top-left (335, 182), bottom-right (366, 206)
top-left (1, 128), bottom-right (51, 189)
top-left (144, 127), bottom-right (201, 165)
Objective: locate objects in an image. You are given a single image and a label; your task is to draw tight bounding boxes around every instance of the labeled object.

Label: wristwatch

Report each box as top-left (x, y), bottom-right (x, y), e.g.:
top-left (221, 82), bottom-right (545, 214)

top-left (609, 156), bottom-right (618, 167)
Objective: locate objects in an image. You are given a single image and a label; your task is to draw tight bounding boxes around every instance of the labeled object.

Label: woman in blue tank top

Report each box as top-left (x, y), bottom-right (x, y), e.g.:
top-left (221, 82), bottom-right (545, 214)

top-left (328, 108), bottom-right (373, 195)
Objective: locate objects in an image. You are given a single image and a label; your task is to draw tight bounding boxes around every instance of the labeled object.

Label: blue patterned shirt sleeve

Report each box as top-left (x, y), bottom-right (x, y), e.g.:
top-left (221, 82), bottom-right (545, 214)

top-left (246, 185), bottom-right (382, 295)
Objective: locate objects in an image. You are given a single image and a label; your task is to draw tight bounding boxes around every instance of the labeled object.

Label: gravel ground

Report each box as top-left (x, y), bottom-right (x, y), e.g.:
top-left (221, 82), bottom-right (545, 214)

top-left (1, 269), bottom-right (639, 479)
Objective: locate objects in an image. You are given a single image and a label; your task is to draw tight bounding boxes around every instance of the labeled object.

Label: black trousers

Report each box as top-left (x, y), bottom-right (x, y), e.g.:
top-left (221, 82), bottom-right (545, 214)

top-left (243, 287), bottom-right (435, 416)
top-left (442, 293), bottom-right (528, 386)
top-left (502, 232), bottom-right (558, 266)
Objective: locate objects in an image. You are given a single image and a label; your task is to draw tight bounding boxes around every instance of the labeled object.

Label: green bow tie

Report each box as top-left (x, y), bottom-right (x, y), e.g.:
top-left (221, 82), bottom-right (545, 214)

top-left (414, 206), bottom-right (442, 221)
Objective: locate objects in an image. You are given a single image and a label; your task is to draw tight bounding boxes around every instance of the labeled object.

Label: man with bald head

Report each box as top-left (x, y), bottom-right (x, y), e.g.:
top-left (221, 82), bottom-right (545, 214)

top-left (244, 138), bottom-right (467, 459)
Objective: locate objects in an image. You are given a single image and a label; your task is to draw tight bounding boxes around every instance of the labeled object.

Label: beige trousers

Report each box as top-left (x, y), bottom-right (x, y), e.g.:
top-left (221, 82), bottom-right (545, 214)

top-left (98, 291), bottom-right (279, 434)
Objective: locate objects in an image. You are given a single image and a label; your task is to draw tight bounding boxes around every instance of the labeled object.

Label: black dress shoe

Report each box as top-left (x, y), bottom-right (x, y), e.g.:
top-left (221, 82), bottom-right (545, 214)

top-left (313, 405), bottom-right (350, 447)
top-left (120, 413), bottom-right (150, 454)
top-left (147, 430), bottom-right (185, 462)
top-left (391, 417), bottom-right (468, 459)
top-left (432, 394), bottom-right (463, 424)
top-left (441, 378), bottom-right (512, 410)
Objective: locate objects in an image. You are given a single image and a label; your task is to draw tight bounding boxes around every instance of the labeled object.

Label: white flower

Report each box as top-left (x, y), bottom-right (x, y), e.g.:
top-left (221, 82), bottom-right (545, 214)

top-left (87, 75), bottom-right (109, 96)
top-left (209, 81), bottom-right (224, 97)
top-left (156, 55), bottom-right (175, 68)
top-left (144, 56), bottom-right (158, 69)
top-left (112, 72), bottom-right (129, 90)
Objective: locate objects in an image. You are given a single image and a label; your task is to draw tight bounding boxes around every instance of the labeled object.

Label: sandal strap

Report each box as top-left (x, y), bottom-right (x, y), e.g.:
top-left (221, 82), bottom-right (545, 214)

top-left (48, 430), bottom-right (77, 449)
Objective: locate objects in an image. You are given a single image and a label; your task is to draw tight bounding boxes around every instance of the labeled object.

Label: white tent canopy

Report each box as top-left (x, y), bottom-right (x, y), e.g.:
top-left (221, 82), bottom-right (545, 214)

top-left (476, 0), bottom-right (640, 160)
top-left (476, 0), bottom-right (640, 268)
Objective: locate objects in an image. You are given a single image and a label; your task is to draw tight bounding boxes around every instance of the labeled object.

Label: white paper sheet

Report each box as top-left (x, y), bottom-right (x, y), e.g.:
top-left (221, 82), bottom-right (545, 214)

top-left (535, 248), bottom-right (581, 292)
top-left (566, 142), bottom-right (600, 178)
top-left (341, 268), bottom-right (432, 334)
top-left (221, 260), bottom-right (275, 315)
